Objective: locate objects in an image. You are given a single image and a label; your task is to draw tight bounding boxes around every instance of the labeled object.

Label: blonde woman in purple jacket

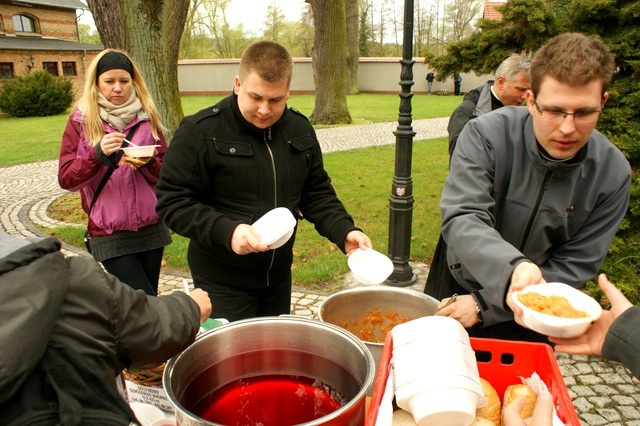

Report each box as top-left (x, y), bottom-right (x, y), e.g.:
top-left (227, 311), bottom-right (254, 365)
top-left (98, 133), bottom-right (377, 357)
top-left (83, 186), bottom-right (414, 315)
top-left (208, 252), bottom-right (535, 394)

top-left (58, 49), bottom-right (170, 295)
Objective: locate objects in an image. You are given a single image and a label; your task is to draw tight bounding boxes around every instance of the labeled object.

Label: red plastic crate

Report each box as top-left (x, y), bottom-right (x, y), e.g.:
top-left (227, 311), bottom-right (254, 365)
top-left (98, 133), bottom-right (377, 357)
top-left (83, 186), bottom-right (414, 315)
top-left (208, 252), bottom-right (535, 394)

top-left (365, 333), bottom-right (580, 425)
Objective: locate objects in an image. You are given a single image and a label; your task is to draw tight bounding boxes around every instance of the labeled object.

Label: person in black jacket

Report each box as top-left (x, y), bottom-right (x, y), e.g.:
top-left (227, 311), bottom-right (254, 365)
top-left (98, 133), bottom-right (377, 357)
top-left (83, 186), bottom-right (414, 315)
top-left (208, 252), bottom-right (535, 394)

top-left (156, 41), bottom-right (372, 322)
top-left (0, 232), bottom-right (211, 425)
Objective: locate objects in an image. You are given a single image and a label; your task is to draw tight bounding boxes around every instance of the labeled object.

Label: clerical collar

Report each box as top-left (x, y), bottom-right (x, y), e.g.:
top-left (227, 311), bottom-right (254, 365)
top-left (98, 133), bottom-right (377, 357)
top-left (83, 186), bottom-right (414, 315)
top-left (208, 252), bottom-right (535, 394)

top-left (489, 85), bottom-right (504, 110)
top-left (536, 141), bottom-right (578, 163)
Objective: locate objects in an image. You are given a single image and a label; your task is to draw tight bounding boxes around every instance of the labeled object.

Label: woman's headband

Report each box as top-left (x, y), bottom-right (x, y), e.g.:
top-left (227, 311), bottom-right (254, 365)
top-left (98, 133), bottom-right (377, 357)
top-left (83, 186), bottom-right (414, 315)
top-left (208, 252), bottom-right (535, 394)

top-left (97, 51), bottom-right (134, 77)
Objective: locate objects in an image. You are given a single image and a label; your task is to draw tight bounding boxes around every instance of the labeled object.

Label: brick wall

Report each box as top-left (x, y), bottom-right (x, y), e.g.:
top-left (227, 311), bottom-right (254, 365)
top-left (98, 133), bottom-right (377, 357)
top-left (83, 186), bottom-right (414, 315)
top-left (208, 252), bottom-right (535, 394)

top-left (1, 2), bottom-right (79, 40)
top-left (0, 50), bottom-right (99, 99)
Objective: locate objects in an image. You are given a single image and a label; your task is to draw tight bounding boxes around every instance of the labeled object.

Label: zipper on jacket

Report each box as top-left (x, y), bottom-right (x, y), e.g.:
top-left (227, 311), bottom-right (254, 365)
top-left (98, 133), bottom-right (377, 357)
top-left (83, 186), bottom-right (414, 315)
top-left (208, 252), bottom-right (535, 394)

top-left (264, 129), bottom-right (277, 287)
top-left (520, 170), bottom-right (553, 250)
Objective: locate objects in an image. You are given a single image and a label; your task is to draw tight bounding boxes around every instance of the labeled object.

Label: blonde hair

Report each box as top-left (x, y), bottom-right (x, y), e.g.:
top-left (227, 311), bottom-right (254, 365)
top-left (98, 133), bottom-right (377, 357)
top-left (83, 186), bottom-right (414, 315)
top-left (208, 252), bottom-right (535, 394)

top-left (76, 49), bottom-right (165, 145)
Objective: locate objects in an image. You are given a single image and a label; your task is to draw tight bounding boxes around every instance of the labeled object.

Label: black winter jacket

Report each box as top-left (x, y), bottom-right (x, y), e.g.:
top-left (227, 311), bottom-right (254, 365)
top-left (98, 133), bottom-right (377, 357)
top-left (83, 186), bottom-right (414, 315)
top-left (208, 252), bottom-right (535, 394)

top-left (156, 94), bottom-right (358, 286)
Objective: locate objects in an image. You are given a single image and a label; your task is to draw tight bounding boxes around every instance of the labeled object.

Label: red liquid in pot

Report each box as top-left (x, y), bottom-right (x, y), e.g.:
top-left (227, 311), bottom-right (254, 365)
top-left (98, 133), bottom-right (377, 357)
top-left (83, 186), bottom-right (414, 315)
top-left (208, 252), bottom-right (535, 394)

top-left (191, 374), bottom-right (344, 426)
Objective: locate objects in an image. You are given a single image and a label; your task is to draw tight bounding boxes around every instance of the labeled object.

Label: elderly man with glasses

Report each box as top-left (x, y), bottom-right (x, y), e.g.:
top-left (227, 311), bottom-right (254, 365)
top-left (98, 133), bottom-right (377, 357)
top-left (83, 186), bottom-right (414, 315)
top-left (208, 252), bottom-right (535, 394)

top-left (428, 33), bottom-right (631, 343)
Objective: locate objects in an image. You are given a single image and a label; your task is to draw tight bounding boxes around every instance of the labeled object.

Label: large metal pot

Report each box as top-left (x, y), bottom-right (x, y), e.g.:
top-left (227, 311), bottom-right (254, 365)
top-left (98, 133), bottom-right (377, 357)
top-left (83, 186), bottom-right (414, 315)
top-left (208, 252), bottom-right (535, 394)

top-left (319, 286), bottom-right (440, 375)
top-left (163, 316), bottom-right (375, 426)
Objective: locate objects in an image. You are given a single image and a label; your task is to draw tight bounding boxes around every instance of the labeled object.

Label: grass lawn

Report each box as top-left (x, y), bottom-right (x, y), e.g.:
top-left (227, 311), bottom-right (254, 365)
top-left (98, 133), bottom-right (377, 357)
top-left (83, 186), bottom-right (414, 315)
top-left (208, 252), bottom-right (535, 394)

top-left (0, 93), bottom-right (460, 167)
top-left (44, 137), bottom-right (449, 290)
top-left (6, 93), bottom-right (455, 290)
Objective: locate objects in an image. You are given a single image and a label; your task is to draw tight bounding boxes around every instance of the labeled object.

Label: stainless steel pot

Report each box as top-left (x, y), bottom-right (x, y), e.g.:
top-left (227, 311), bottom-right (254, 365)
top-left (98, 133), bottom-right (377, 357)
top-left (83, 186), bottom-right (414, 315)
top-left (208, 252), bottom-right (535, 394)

top-left (319, 286), bottom-right (440, 376)
top-left (163, 316), bottom-right (375, 426)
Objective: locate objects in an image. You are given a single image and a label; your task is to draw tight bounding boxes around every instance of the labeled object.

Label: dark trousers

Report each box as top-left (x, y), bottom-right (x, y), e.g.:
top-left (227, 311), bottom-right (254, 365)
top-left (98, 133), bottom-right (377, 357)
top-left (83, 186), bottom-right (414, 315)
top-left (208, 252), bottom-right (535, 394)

top-left (424, 235), bottom-right (549, 344)
top-left (101, 248), bottom-right (164, 296)
top-left (194, 269), bottom-right (292, 322)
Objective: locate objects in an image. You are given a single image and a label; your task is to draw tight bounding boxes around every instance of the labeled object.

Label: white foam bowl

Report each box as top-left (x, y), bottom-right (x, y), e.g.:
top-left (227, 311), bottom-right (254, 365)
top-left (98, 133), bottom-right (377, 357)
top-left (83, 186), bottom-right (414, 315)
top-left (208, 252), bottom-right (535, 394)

top-left (251, 207), bottom-right (296, 249)
top-left (512, 282), bottom-right (603, 338)
top-left (121, 145), bottom-right (159, 158)
top-left (347, 248), bottom-right (394, 284)
top-left (404, 387), bottom-right (480, 426)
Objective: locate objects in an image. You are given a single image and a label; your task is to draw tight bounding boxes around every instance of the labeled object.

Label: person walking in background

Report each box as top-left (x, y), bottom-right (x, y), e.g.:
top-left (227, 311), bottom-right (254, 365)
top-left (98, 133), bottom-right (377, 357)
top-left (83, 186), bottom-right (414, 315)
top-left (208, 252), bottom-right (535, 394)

top-left (426, 69), bottom-right (435, 95)
top-left (0, 232), bottom-right (211, 424)
top-left (58, 49), bottom-right (171, 296)
top-left (430, 33), bottom-right (631, 343)
top-left (453, 73), bottom-right (462, 95)
top-left (156, 41), bottom-right (372, 322)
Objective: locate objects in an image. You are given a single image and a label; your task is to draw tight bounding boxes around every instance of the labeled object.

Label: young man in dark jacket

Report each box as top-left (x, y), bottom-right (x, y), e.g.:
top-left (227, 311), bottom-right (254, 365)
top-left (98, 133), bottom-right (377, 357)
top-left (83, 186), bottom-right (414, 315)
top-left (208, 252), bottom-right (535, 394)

top-left (0, 232), bottom-right (211, 425)
top-left (156, 41), bottom-right (372, 322)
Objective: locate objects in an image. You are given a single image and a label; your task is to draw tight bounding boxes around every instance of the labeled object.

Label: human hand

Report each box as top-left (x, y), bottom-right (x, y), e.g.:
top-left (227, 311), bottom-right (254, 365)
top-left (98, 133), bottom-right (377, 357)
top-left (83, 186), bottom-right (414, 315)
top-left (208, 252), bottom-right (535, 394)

top-left (99, 132), bottom-right (126, 156)
top-left (344, 230), bottom-right (372, 256)
top-left (231, 224), bottom-right (269, 255)
top-left (121, 156), bottom-right (152, 169)
top-left (551, 274), bottom-right (633, 356)
top-left (435, 294), bottom-right (480, 328)
top-left (506, 261), bottom-right (546, 321)
top-left (502, 389), bottom-right (554, 426)
top-left (188, 288), bottom-right (212, 323)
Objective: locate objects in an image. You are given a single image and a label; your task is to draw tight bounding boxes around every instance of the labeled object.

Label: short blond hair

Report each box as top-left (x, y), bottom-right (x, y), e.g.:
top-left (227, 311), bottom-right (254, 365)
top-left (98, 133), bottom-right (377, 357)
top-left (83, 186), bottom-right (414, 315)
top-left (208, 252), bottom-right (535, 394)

top-left (238, 41), bottom-right (293, 86)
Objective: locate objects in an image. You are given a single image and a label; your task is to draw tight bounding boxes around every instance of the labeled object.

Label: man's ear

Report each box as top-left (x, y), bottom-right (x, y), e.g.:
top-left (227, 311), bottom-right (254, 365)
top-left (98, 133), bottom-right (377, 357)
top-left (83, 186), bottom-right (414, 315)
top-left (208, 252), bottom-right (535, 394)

top-left (602, 92), bottom-right (609, 108)
top-left (233, 75), bottom-right (241, 95)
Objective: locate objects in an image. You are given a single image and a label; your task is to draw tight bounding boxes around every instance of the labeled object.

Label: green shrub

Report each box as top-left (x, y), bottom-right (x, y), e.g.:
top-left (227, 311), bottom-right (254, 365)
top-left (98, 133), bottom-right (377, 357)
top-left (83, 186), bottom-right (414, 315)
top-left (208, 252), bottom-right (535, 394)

top-left (0, 71), bottom-right (73, 117)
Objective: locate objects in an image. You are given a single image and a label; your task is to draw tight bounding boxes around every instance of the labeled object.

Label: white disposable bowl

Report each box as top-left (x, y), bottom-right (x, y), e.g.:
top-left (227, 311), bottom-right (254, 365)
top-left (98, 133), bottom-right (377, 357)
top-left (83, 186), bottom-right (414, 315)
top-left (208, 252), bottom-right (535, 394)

top-left (251, 207), bottom-right (296, 249)
top-left (347, 248), bottom-right (394, 284)
top-left (404, 387), bottom-right (480, 426)
top-left (129, 402), bottom-right (166, 426)
top-left (121, 145), bottom-right (159, 158)
top-left (512, 282), bottom-right (603, 338)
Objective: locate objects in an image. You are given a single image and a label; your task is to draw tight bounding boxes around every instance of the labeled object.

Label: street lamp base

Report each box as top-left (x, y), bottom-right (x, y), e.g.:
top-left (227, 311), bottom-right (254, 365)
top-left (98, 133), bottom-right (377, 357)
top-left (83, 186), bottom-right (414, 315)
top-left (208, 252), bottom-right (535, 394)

top-left (384, 273), bottom-right (416, 287)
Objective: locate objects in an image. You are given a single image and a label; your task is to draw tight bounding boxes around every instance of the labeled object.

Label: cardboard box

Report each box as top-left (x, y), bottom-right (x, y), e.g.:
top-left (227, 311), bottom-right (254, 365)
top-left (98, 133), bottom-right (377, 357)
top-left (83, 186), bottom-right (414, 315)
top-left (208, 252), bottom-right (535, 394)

top-left (365, 334), bottom-right (581, 425)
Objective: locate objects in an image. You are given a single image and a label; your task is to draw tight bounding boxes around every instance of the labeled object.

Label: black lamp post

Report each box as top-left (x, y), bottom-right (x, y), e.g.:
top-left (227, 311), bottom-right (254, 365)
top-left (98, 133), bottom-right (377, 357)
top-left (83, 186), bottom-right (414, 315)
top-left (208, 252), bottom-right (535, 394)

top-left (386, 0), bottom-right (416, 286)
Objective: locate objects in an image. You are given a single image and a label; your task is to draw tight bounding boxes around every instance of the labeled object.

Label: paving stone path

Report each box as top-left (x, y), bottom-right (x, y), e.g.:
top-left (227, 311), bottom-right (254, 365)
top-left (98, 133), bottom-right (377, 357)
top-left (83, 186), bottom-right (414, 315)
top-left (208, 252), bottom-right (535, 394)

top-left (1, 117), bottom-right (638, 425)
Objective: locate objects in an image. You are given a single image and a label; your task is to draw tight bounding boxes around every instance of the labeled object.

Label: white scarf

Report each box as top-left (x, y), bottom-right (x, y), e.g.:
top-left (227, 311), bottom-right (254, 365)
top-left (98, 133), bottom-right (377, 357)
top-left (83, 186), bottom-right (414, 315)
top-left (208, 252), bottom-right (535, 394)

top-left (97, 89), bottom-right (143, 131)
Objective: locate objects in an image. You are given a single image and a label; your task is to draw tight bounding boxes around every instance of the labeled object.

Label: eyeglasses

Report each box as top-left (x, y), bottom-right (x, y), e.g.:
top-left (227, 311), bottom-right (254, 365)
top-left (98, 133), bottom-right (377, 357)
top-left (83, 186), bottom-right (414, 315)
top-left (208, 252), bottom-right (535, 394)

top-left (533, 99), bottom-right (602, 123)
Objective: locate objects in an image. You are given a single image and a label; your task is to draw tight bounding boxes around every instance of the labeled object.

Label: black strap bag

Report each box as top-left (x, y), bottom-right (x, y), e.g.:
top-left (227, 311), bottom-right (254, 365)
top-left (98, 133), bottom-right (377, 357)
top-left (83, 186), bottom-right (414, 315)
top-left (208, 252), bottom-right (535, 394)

top-left (84, 124), bottom-right (140, 254)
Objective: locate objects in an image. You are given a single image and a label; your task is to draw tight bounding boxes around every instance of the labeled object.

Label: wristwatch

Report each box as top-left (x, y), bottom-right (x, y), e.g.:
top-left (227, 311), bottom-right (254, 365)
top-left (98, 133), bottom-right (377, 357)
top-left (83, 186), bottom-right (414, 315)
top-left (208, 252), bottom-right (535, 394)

top-left (471, 290), bottom-right (486, 324)
top-left (475, 302), bottom-right (484, 323)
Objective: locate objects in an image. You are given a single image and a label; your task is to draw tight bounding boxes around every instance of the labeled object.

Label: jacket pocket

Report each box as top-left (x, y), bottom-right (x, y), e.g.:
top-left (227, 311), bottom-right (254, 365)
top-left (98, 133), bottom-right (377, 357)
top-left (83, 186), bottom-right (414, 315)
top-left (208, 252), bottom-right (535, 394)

top-left (213, 139), bottom-right (254, 157)
top-left (287, 136), bottom-right (316, 190)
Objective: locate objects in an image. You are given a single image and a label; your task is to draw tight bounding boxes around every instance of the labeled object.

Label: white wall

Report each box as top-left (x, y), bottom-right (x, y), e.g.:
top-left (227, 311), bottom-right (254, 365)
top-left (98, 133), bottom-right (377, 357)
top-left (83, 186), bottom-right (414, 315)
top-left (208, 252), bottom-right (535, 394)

top-left (177, 57), bottom-right (491, 95)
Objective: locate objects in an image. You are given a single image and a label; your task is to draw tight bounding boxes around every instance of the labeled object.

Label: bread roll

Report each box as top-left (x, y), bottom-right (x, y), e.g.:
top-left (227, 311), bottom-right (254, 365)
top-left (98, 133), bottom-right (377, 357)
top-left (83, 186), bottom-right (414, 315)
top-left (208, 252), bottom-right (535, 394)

top-left (476, 378), bottom-right (500, 426)
top-left (503, 384), bottom-right (537, 419)
top-left (469, 417), bottom-right (495, 426)
top-left (392, 408), bottom-right (418, 425)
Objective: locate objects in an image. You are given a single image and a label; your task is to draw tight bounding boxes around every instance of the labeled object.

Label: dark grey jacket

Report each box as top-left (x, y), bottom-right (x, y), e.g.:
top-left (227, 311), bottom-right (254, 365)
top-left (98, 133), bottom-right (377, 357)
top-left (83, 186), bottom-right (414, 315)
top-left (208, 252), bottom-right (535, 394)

top-left (0, 234), bottom-right (200, 404)
top-left (603, 306), bottom-right (640, 379)
top-left (442, 106), bottom-right (631, 326)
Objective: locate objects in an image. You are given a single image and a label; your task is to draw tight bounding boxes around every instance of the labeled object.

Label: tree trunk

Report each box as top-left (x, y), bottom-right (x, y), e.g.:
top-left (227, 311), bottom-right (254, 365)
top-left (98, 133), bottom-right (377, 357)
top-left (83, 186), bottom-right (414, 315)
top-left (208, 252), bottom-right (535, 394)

top-left (87, 0), bottom-right (188, 140)
top-left (306, 0), bottom-right (351, 124)
top-left (346, 1), bottom-right (359, 95)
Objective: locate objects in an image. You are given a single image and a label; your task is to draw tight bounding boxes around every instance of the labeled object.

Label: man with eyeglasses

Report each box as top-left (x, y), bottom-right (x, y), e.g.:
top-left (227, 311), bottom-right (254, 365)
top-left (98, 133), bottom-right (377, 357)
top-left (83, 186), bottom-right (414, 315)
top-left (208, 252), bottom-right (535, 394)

top-left (431, 33), bottom-right (631, 343)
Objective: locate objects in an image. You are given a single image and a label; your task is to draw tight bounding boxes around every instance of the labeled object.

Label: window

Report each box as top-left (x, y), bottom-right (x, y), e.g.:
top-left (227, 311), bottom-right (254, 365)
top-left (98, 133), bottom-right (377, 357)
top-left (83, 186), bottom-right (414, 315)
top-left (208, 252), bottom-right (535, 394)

top-left (13, 14), bottom-right (35, 33)
top-left (62, 62), bottom-right (76, 76)
top-left (0, 63), bottom-right (14, 78)
top-left (43, 62), bottom-right (59, 76)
